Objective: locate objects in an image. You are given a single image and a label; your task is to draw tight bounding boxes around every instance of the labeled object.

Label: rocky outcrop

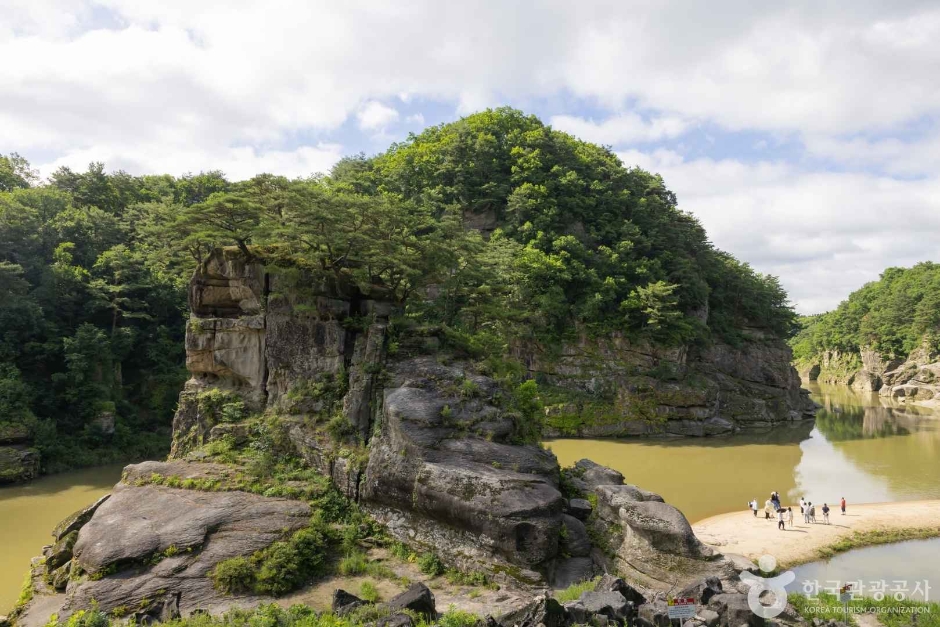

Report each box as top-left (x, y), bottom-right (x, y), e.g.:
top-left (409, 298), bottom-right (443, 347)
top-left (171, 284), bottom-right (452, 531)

top-left (18, 250), bottom-right (787, 623)
top-left (0, 422), bottom-right (39, 484)
top-left (571, 459), bottom-right (739, 591)
top-left (13, 461), bottom-right (311, 625)
top-left (523, 331), bottom-right (814, 439)
top-left (363, 356), bottom-right (565, 578)
top-left (800, 342), bottom-right (940, 408)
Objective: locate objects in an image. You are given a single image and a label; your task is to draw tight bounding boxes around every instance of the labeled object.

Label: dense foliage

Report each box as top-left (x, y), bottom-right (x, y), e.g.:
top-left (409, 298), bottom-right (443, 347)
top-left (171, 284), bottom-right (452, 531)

top-left (1, 109), bottom-right (795, 472)
top-left (0, 157), bottom-right (231, 470)
top-left (791, 262), bottom-right (940, 363)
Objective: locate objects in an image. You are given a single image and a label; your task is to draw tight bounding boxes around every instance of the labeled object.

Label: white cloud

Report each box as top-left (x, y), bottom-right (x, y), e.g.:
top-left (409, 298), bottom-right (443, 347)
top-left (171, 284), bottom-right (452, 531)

top-left (617, 149), bottom-right (940, 314)
top-left (4, 1), bottom-right (940, 312)
top-left (39, 142), bottom-right (343, 182)
top-left (551, 113), bottom-right (691, 144)
top-left (356, 101), bottom-right (400, 131)
top-left (405, 113), bottom-right (425, 126)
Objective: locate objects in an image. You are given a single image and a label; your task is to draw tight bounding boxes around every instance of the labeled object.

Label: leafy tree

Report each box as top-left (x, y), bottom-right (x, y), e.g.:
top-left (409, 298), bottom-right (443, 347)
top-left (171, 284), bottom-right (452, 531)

top-left (791, 262), bottom-right (940, 362)
top-left (177, 192), bottom-right (261, 260)
top-left (0, 153), bottom-right (38, 191)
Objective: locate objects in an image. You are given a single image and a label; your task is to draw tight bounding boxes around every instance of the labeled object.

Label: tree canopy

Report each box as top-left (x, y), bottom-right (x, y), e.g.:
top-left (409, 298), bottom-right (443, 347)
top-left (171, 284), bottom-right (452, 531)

top-left (0, 108), bottom-right (796, 472)
top-left (791, 262), bottom-right (940, 363)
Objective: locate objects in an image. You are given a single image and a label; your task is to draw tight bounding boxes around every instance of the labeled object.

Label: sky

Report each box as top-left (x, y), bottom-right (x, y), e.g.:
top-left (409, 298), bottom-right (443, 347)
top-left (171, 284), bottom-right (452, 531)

top-left (3, 1), bottom-right (940, 314)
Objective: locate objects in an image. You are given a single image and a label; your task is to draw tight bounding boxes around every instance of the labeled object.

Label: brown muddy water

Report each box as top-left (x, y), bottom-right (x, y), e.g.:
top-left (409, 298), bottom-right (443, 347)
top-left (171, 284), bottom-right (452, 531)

top-left (0, 465), bottom-right (122, 613)
top-left (548, 383), bottom-right (940, 524)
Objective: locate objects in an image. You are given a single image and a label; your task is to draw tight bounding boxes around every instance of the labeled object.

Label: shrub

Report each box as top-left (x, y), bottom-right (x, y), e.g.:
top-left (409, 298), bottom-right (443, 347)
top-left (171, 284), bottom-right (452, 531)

top-left (554, 577), bottom-right (598, 602)
top-left (211, 520), bottom-right (329, 597)
top-left (211, 556), bottom-right (254, 594)
top-left (325, 414), bottom-right (356, 442)
top-left (439, 608), bottom-right (482, 627)
top-left (417, 552), bottom-right (444, 577)
top-left (359, 581), bottom-right (380, 603)
top-left (254, 542), bottom-right (302, 595)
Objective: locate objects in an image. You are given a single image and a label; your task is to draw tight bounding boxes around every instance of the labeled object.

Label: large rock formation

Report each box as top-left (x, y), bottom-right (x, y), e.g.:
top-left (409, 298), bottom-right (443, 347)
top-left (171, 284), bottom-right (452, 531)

top-left (525, 331), bottom-right (815, 438)
top-left (799, 342), bottom-right (940, 408)
top-left (15, 251), bottom-right (783, 623)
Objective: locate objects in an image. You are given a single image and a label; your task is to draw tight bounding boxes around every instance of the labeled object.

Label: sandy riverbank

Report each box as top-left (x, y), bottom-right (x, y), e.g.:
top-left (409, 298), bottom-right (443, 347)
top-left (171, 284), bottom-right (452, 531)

top-left (692, 500), bottom-right (940, 567)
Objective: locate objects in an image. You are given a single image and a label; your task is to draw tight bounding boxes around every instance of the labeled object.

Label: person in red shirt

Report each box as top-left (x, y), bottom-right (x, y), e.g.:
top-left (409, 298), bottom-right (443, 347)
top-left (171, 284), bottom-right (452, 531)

top-left (840, 497), bottom-right (846, 515)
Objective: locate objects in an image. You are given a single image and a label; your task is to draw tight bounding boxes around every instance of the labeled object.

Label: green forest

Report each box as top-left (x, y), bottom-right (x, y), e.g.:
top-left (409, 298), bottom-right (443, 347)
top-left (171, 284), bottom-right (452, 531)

top-left (791, 261), bottom-right (940, 364)
top-left (1, 108), bottom-right (794, 474)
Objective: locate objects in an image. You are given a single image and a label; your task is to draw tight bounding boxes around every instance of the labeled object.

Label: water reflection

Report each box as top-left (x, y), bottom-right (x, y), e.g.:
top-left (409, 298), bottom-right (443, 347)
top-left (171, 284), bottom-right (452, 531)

top-left (548, 383), bottom-right (940, 523)
top-left (811, 382), bottom-right (933, 441)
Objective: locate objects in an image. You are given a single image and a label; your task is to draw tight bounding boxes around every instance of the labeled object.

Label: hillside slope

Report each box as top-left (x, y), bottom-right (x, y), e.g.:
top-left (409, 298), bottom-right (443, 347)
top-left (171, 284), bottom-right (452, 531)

top-left (791, 262), bottom-right (940, 405)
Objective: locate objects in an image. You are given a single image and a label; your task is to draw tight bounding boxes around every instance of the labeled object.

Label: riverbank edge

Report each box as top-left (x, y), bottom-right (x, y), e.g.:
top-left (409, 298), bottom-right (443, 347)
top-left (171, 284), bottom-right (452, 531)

top-left (692, 500), bottom-right (940, 569)
top-left (542, 415), bottom-right (817, 440)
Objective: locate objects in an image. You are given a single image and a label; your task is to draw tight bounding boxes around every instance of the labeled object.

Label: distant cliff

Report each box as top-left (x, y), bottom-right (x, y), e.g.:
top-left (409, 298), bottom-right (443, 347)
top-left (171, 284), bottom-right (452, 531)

top-left (792, 262), bottom-right (940, 406)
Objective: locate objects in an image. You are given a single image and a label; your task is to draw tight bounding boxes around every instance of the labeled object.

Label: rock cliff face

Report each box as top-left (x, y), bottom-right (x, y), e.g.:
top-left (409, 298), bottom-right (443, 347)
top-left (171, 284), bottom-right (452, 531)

top-left (524, 330), bottom-right (814, 439)
top-left (15, 251), bottom-right (784, 624)
top-left (0, 423), bottom-right (39, 484)
top-left (799, 343), bottom-right (940, 407)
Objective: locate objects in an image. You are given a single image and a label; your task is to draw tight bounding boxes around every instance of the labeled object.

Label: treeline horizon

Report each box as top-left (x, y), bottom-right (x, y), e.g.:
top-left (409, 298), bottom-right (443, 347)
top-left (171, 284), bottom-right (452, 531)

top-left (1, 107), bottom-right (796, 473)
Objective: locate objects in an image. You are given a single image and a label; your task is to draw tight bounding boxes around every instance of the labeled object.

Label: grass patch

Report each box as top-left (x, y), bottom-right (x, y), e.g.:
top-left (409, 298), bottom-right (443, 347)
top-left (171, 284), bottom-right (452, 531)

top-left (553, 577), bottom-right (598, 603)
top-left (814, 527), bottom-right (940, 562)
top-left (359, 581), bottom-right (379, 603)
top-left (13, 570), bottom-right (34, 612)
top-left (338, 552), bottom-right (369, 576)
top-left (41, 603), bottom-right (483, 627)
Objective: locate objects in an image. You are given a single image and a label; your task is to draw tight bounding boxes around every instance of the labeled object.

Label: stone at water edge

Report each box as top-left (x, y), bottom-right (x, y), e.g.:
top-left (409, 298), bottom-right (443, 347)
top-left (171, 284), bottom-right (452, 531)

top-left (52, 494), bottom-right (111, 541)
top-left (47, 530), bottom-right (78, 571)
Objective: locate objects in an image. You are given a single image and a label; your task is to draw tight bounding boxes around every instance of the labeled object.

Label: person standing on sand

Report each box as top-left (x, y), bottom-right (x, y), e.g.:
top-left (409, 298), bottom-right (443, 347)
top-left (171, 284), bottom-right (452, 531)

top-left (799, 497), bottom-right (806, 515)
top-left (777, 508), bottom-right (786, 530)
top-left (809, 503), bottom-right (816, 523)
top-left (787, 506), bottom-right (794, 527)
top-left (822, 503), bottom-right (830, 524)
top-left (749, 500), bottom-right (758, 517)
top-left (804, 503), bottom-right (811, 524)
top-left (841, 497), bottom-right (846, 515)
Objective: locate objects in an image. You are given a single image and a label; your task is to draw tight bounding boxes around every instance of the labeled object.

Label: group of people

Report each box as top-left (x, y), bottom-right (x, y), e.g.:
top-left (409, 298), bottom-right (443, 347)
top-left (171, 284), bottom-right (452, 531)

top-left (748, 493), bottom-right (847, 530)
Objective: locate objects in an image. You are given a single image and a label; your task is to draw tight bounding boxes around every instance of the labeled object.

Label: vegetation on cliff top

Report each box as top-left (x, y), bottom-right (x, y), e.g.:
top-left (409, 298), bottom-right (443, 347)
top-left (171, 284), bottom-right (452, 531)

top-left (791, 262), bottom-right (940, 364)
top-left (1, 108), bottom-right (794, 473)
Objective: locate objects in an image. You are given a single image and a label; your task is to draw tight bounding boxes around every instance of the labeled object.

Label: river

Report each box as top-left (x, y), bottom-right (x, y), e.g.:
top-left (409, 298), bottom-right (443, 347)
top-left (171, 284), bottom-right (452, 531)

top-left (0, 465), bottom-right (123, 613)
top-left (548, 383), bottom-right (940, 523)
top-left (787, 537), bottom-right (940, 601)
top-left (3, 384), bottom-right (939, 612)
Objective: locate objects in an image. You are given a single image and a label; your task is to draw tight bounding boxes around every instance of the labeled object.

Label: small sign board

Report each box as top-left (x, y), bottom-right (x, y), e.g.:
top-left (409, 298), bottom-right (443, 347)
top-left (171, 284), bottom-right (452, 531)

top-left (839, 584), bottom-right (853, 603)
top-left (667, 597), bottom-right (697, 620)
